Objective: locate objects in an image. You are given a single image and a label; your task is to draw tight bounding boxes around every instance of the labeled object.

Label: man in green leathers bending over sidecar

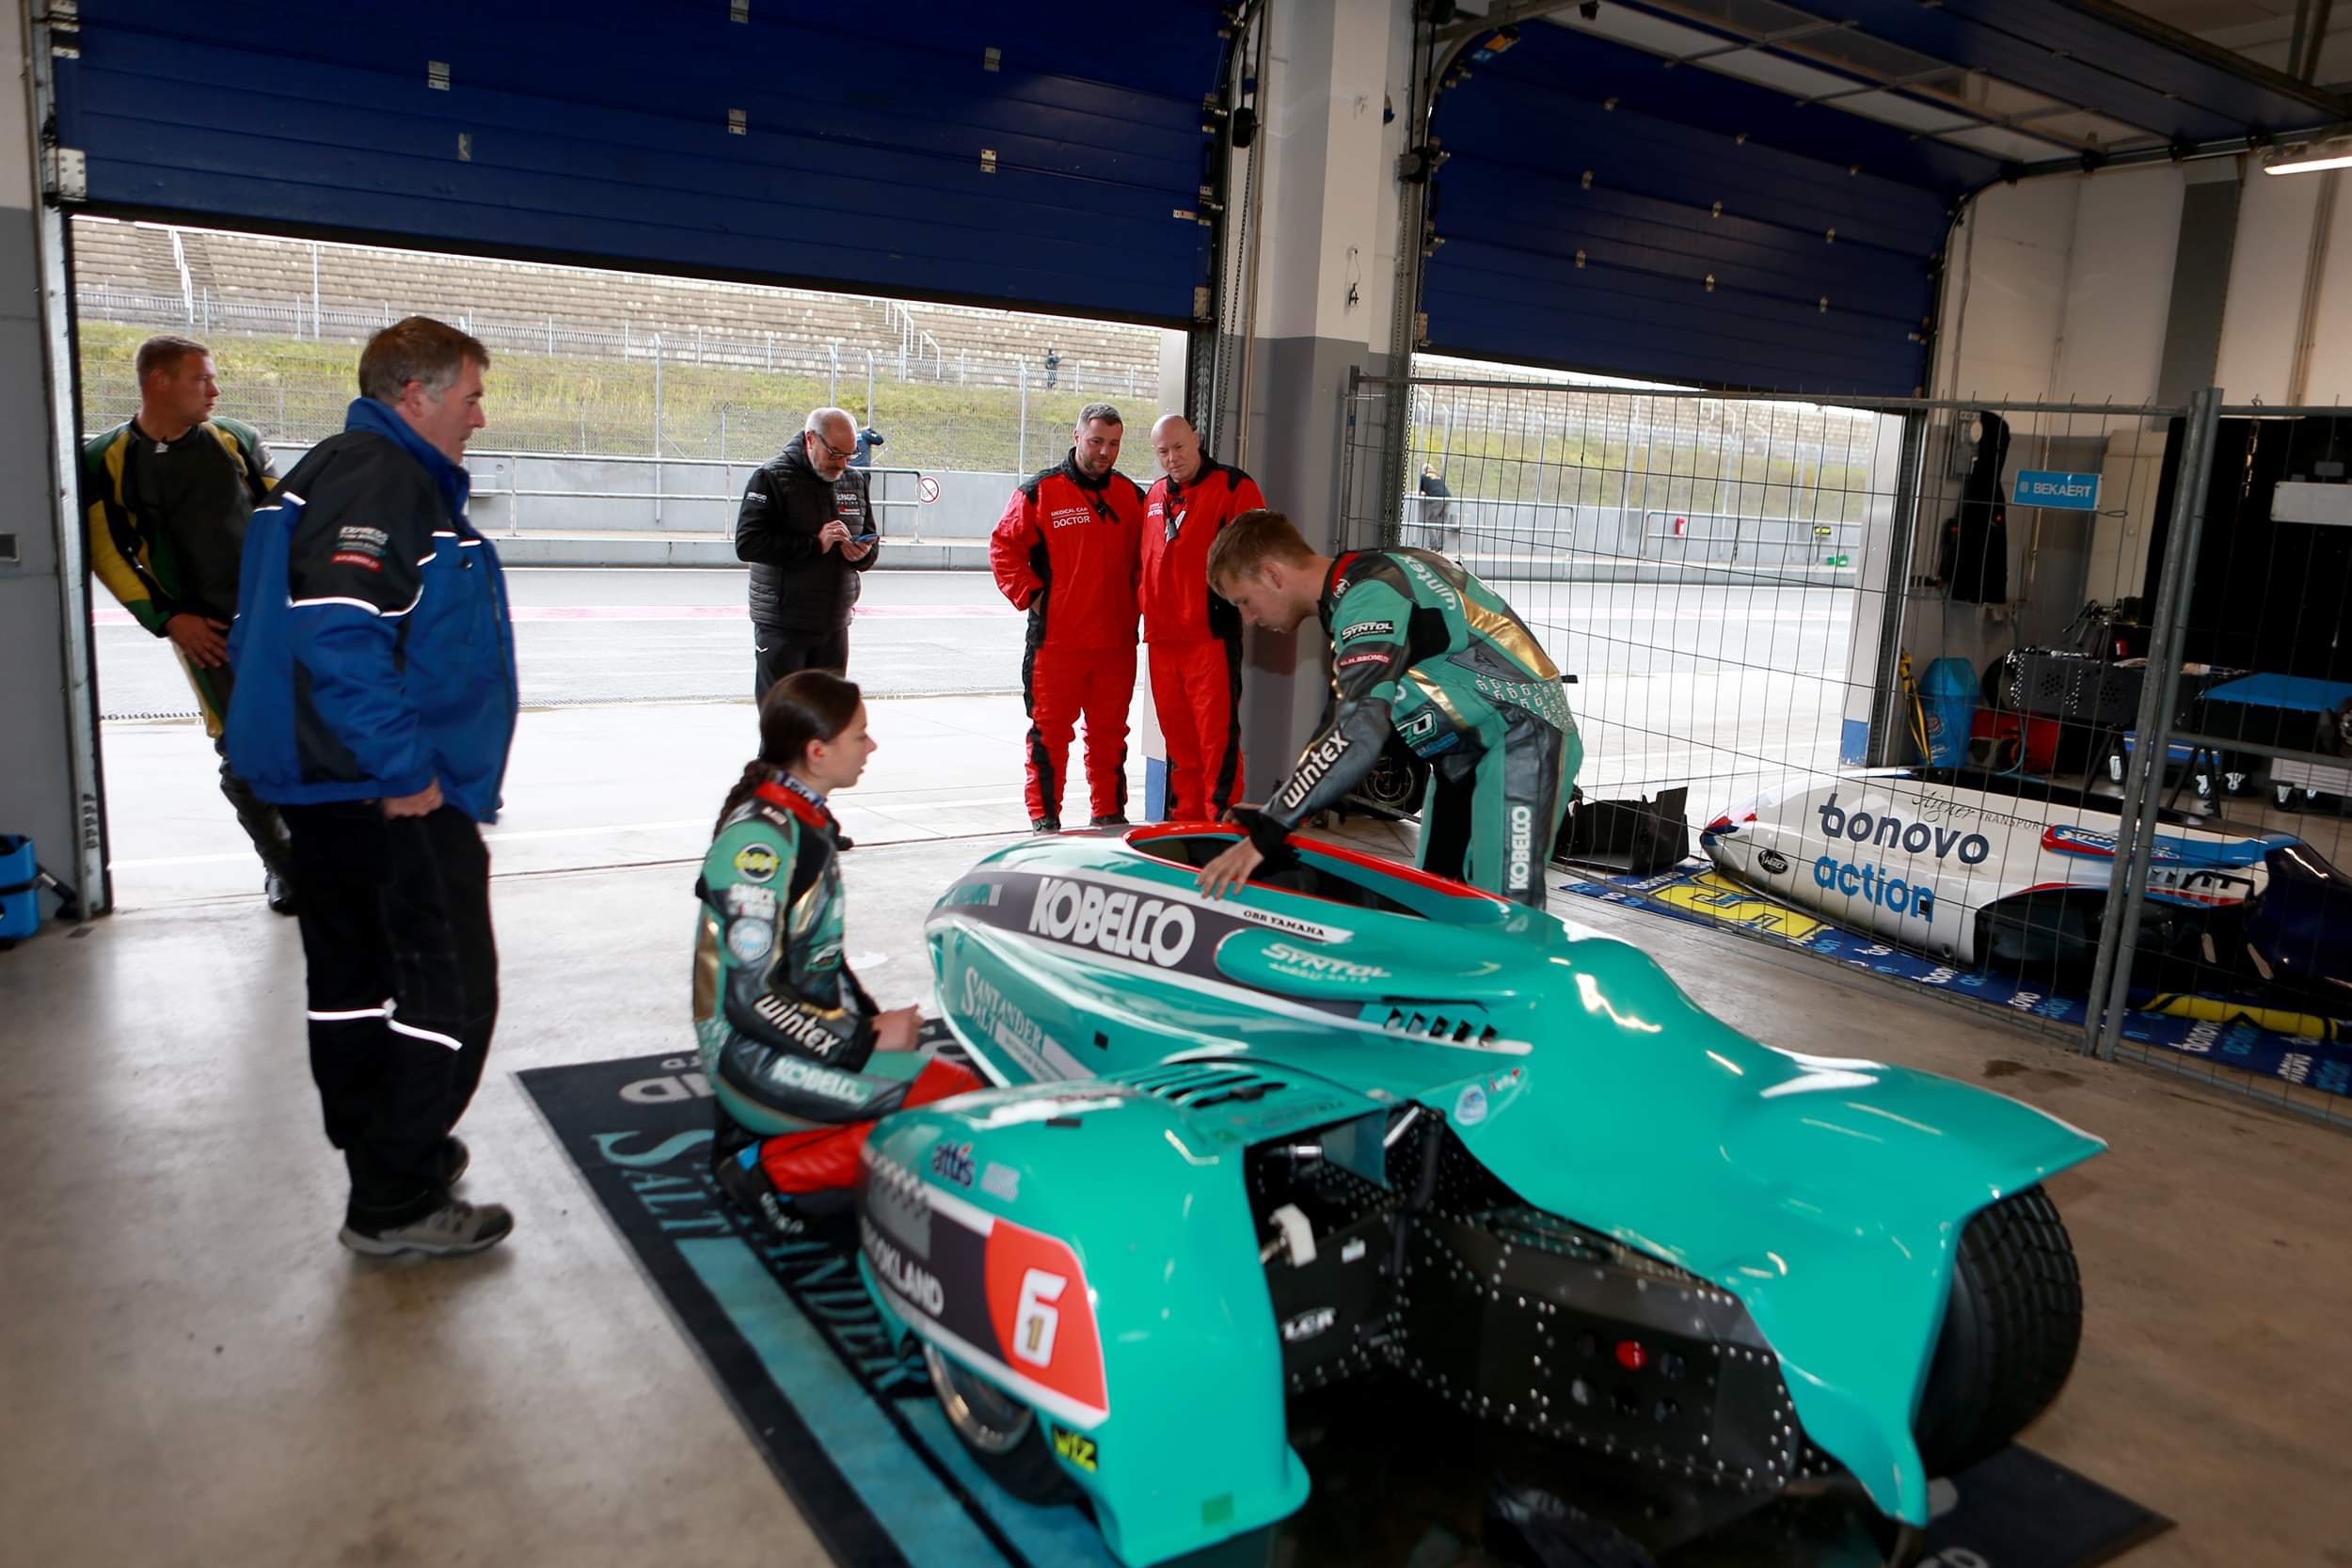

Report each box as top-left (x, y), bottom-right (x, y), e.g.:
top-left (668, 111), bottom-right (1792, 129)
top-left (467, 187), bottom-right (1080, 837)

top-left (1197, 509), bottom-right (1581, 908)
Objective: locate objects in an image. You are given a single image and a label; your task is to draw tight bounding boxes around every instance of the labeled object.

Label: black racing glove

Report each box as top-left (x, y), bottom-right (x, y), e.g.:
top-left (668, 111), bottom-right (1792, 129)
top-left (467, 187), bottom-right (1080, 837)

top-left (1223, 805), bottom-right (1296, 865)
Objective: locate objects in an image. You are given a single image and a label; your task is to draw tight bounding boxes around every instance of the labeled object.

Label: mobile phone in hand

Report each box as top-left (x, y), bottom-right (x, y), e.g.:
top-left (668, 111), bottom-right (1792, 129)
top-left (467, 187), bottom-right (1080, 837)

top-left (852, 531), bottom-right (879, 544)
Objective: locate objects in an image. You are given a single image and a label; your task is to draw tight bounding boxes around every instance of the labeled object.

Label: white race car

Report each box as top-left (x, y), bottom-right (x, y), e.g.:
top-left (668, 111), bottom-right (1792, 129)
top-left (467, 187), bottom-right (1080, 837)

top-left (1699, 768), bottom-right (2351, 1025)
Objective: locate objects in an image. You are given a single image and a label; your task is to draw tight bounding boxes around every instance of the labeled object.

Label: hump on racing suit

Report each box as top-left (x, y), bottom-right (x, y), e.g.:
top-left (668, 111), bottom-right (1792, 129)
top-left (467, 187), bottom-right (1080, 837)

top-left (692, 777), bottom-right (916, 1132)
top-left (1240, 548), bottom-right (1583, 905)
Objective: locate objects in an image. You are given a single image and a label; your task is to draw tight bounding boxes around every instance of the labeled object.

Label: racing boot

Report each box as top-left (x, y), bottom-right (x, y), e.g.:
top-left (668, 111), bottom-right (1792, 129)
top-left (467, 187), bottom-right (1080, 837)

top-left (708, 1114), bottom-right (855, 1240)
top-left (712, 1139), bottom-right (808, 1239)
top-left (220, 746), bottom-right (297, 915)
top-left (713, 1111), bottom-right (866, 1242)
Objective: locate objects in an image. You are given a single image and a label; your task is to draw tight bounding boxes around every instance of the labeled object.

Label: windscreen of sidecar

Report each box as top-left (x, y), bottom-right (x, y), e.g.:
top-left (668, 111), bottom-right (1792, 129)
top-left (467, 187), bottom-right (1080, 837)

top-left (1130, 832), bottom-right (1428, 918)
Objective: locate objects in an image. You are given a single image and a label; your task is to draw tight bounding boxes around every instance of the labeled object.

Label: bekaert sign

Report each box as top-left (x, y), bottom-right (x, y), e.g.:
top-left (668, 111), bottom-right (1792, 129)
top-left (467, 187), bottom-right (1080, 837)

top-left (2010, 470), bottom-right (2101, 510)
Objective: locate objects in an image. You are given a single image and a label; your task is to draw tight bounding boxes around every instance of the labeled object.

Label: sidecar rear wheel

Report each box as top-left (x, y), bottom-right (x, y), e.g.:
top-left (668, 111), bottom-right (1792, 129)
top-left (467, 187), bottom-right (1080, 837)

top-left (1914, 1184), bottom-right (2084, 1478)
top-left (925, 1344), bottom-right (1079, 1504)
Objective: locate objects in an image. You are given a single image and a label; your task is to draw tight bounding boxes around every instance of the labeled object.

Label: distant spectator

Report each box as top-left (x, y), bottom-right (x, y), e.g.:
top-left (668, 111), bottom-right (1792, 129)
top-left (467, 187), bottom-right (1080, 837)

top-left (1418, 463), bottom-right (1457, 554)
top-left (735, 407), bottom-right (880, 700)
top-left (991, 403), bottom-right (1146, 832)
top-left (82, 334), bottom-right (293, 913)
top-left (1043, 347), bottom-right (1061, 390)
top-left (850, 425), bottom-right (885, 468)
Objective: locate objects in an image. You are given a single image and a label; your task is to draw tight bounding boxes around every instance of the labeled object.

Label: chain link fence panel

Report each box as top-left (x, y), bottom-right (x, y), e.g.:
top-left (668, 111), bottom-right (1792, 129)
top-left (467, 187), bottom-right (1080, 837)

top-left (1337, 370), bottom-right (2349, 1129)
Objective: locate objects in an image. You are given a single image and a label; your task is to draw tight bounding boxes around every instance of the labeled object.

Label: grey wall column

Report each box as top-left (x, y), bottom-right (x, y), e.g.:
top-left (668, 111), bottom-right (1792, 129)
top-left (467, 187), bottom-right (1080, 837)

top-left (0, 9), bottom-right (101, 929)
top-left (1232, 0), bottom-right (1411, 800)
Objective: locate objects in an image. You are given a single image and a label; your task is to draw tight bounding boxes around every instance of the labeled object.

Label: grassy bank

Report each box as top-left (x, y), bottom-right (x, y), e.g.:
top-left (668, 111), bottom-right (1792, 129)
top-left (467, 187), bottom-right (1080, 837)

top-left (77, 321), bottom-right (1162, 478)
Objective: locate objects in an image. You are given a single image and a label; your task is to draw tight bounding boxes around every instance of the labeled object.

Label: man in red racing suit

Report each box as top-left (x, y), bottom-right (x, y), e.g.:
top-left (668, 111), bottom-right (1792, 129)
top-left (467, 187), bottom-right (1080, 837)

top-left (1142, 414), bottom-right (1266, 820)
top-left (990, 403), bottom-right (1146, 831)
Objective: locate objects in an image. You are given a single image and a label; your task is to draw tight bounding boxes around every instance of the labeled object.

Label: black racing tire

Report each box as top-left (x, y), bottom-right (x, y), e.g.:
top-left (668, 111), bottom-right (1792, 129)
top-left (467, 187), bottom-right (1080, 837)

top-left (923, 1345), bottom-right (1079, 1505)
top-left (1913, 1185), bottom-right (2084, 1478)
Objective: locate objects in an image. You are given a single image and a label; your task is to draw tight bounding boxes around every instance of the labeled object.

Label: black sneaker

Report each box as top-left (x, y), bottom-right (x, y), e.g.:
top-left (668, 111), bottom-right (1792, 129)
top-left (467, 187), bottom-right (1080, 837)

top-left (264, 869), bottom-right (297, 915)
top-left (439, 1135), bottom-right (470, 1187)
top-left (339, 1197), bottom-right (513, 1258)
top-left (1031, 817), bottom-right (1062, 834)
top-left (1088, 815), bottom-right (1132, 830)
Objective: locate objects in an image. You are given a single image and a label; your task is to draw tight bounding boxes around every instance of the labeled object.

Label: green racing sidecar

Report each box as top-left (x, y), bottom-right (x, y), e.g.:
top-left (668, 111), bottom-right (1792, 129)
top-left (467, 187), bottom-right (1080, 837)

top-left (853, 825), bottom-right (2102, 1567)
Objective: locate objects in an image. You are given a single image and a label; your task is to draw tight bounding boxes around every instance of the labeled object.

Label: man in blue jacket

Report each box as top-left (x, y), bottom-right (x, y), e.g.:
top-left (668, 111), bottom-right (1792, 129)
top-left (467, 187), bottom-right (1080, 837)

top-left (227, 316), bottom-right (518, 1259)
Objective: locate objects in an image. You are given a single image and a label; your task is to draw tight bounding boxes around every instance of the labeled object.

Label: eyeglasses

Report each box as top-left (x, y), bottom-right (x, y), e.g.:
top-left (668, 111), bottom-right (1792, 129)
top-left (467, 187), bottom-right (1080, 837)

top-left (811, 432), bottom-right (855, 461)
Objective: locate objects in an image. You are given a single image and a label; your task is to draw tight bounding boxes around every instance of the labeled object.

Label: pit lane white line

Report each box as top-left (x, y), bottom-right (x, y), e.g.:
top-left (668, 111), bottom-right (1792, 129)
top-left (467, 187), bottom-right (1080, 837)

top-left (109, 817), bottom-right (711, 867)
top-left (109, 799), bottom-right (1052, 868)
top-left (92, 603), bottom-right (1019, 626)
top-left (94, 603), bottom-right (1833, 626)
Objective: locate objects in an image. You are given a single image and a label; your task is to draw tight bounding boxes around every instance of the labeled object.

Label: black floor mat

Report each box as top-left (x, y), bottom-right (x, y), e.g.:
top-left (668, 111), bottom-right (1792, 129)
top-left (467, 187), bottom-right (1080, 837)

top-left (521, 1048), bottom-right (2171, 1568)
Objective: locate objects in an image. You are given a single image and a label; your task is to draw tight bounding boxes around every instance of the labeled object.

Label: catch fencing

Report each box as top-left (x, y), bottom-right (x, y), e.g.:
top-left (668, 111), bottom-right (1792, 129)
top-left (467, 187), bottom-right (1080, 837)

top-left (76, 287), bottom-right (1170, 480)
top-left (1339, 371), bottom-right (2352, 1128)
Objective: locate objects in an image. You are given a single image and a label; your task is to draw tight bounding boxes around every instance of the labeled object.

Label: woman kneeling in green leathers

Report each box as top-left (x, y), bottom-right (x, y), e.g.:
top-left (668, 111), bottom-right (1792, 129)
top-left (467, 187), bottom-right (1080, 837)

top-left (691, 671), bottom-right (981, 1237)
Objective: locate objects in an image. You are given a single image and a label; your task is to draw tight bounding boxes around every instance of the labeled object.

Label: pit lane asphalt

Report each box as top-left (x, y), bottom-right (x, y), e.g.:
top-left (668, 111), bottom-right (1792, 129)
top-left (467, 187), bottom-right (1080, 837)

top-left (93, 567), bottom-right (1851, 906)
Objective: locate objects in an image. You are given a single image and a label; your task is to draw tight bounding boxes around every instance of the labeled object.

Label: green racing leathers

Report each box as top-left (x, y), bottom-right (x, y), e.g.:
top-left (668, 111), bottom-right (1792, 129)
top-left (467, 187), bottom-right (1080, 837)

top-left (1243, 547), bottom-right (1581, 906)
top-left (693, 775), bottom-right (919, 1133)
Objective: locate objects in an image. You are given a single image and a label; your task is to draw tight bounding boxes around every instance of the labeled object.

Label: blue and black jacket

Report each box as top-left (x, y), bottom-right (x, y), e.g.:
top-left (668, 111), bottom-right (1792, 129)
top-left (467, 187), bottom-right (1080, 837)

top-left (225, 399), bottom-right (517, 821)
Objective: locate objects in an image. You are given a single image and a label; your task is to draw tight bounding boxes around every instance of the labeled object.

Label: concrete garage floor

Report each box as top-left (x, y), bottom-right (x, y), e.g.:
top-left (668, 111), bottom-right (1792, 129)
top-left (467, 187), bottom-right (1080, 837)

top-left (5, 719), bottom-right (2350, 1566)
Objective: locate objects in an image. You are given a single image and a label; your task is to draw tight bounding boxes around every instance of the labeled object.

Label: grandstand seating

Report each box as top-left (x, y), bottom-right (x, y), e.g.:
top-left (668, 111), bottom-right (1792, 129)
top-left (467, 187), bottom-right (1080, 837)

top-left (70, 216), bottom-right (1159, 388)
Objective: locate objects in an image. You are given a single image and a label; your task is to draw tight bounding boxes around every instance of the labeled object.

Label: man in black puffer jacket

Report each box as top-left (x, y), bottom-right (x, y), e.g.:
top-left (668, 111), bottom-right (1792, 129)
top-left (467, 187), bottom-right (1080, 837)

top-left (736, 406), bottom-right (881, 696)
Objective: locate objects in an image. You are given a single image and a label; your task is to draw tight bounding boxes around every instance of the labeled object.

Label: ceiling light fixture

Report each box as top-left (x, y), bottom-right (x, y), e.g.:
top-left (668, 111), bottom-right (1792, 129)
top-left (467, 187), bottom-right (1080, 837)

top-left (2264, 133), bottom-right (2352, 176)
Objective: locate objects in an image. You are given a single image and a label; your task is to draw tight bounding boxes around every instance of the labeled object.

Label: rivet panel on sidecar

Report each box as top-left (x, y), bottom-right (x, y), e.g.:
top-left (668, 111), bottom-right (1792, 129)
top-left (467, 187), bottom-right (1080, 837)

top-left (1243, 1109), bottom-right (1805, 1496)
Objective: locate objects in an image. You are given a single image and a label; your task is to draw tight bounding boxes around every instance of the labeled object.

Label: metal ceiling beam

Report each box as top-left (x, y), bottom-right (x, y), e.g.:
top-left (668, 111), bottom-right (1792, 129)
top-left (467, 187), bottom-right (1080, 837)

top-left (1670, 17), bottom-right (1856, 67)
top-left (1606, 0), bottom-right (2146, 154)
top-left (2299, 0), bottom-right (2338, 85)
top-left (1850, 95), bottom-right (2161, 149)
top-left (1801, 66), bottom-right (1966, 107)
top-left (1949, 96), bottom-right (2162, 145)
top-left (2058, 0), bottom-right (2346, 113)
top-left (2002, 103), bottom-right (2106, 126)
top-left (1433, 2), bottom-right (1583, 47)
top-left (2002, 123), bottom-right (2350, 182)
top-left (1945, 1), bottom-right (2345, 140)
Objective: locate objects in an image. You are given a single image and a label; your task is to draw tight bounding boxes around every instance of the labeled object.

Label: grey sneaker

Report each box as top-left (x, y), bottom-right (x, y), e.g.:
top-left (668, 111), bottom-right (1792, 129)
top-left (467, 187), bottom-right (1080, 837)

top-left (340, 1197), bottom-right (513, 1258)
